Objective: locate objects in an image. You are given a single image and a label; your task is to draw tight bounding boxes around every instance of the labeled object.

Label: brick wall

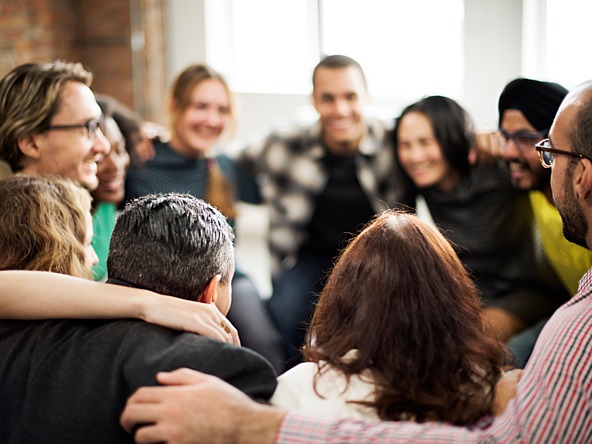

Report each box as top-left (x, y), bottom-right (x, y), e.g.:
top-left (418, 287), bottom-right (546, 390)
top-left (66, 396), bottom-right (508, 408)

top-left (0, 0), bottom-right (166, 121)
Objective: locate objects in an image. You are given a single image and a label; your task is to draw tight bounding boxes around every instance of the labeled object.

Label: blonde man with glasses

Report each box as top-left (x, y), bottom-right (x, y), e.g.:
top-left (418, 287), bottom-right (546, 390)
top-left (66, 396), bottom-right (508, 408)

top-left (0, 60), bottom-right (110, 190)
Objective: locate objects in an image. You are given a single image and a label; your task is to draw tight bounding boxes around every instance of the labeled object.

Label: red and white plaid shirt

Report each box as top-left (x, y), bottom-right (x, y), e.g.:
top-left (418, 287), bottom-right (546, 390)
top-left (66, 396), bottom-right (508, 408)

top-left (278, 267), bottom-right (592, 443)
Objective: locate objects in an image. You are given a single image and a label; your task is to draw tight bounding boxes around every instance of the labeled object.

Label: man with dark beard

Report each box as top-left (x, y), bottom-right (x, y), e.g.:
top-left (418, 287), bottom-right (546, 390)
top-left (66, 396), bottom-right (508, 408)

top-left (486, 79), bottom-right (592, 366)
top-left (119, 80), bottom-right (592, 444)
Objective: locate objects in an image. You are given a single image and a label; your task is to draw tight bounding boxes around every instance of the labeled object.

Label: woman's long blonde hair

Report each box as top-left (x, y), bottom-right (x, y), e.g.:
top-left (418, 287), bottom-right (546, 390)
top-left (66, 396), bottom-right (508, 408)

top-left (0, 175), bottom-right (93, 279)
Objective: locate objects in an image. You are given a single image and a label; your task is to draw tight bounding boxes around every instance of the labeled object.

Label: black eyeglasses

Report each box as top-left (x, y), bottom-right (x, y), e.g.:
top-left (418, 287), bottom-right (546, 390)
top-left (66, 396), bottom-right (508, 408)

top-left (46, 117), bottom-right (104, 140)
top-left (499, 128), bottom-right (548, 153)
top-left (535, 138), bottom-right (592, 168)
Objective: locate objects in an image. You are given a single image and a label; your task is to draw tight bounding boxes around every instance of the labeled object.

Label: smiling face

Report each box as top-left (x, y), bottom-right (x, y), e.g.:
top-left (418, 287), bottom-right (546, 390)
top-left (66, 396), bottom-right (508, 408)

top-left (170, 78), bottom-right (231, 158)
top-left (312, 66), bottom-right (368, 155)
top-left (22, 81), bottom-right (111, 190)
top-left (500, 109), bottom-right (548, 191)
top-left (549, 99), bottom-right (589, 249)
top-left (94, 116), bottom-right (130, 204)
top-left (397, 111), bottom-right (460, 191)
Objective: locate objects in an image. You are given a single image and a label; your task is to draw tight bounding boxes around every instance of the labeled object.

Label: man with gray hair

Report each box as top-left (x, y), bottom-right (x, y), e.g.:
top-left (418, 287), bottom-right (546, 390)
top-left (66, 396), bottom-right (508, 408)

top-left (0, 193), bottom-right (276, 443)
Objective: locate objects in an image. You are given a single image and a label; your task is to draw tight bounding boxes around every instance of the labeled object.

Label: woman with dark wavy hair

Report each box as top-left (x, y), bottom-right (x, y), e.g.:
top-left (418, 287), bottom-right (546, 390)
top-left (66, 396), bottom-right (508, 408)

top-left (271, 210), bottom-right (505, 425)
top-left (394, 95), bottom-right (568, 354)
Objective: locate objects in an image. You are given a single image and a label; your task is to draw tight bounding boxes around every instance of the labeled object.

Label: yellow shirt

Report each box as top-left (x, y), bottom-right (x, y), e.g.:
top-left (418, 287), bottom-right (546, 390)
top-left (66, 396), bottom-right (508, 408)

top-left (530, 190), bottom-right (592, 295)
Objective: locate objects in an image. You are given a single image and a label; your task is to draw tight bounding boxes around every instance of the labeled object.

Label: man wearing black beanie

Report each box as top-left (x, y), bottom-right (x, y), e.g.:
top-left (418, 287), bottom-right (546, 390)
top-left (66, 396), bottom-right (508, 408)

top-left (495, 78), bottom-right (592, 366)
top-left (498, 78), bottom-right (568, 191)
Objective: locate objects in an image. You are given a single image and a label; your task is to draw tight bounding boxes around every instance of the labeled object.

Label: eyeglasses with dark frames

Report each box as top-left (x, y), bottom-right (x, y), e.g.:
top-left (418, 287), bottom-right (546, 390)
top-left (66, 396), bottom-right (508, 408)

top-left (535, 138), bottom-right (592, 168)
top-left (46, 116), bottom-right (104, 140)
top-left (499, 128), bottom-right (548, 153)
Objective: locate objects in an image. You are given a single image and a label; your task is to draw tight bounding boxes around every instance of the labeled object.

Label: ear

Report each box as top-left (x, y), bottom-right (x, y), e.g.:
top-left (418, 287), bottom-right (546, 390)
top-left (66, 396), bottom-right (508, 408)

top-left (575, 158), bottom-right (592, 201)
top-left (198, 274), bottom-right (221, 305)
top-left (17, 135), bottom-right (41, 160)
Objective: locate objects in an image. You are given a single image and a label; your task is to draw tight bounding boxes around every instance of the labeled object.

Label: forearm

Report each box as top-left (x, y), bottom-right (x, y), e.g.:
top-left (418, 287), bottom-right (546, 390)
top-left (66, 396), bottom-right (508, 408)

top-left (0, 270), bottom-right (238, 344)
top-left (0, 270), bottom-right (149, 319)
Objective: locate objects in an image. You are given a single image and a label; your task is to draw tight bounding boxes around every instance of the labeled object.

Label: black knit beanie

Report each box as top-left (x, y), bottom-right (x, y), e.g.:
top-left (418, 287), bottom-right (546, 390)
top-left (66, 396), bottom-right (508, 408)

top-left (498, 78), bottom-right (568, 132)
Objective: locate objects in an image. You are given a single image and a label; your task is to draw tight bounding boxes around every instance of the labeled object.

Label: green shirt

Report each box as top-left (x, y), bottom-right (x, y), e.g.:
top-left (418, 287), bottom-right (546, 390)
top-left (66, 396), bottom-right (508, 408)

top-left (91, 202), bottom-right (118, 281)
top-left (530, 190), bottom-right (592, 295)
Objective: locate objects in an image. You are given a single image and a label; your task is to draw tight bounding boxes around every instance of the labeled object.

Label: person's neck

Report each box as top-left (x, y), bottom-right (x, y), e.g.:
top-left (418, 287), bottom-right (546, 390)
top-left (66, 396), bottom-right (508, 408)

top-left (322, 137), bottom-right (361, 157)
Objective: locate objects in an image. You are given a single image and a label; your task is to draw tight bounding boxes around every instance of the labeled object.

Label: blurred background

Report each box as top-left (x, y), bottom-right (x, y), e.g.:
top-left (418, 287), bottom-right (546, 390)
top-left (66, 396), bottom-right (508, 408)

top-left (2, 0), bottom-right (591, 296)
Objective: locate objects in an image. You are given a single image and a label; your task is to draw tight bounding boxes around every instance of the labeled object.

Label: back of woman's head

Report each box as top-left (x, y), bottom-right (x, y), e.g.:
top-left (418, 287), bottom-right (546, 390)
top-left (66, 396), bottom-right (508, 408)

top-left (0, 175), bottom-right (92, 278)
top-left (394, 96), bottom-right (475, 186)
top-left (306, 210), bottom-right (504, 424)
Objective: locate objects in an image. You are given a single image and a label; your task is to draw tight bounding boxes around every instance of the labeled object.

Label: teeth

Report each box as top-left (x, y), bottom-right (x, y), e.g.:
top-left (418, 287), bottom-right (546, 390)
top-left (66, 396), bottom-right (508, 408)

top-left (508, 161), bottom-right (525, 172)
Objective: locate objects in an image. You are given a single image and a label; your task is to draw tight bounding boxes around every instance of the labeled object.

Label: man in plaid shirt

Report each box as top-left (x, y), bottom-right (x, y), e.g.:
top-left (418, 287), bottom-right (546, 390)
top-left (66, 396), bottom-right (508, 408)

top-left (233, 55), bottom-right (406, 367)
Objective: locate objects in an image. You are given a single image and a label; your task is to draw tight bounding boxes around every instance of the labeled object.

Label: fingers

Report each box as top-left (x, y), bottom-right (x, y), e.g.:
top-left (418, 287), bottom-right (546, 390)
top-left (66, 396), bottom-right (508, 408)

top-left (222, 317), bottom-right (241, 346)
top-left (502, 368), bottom-right (523, 382)
top-left (472, 131), bottom-right (505, 166)
top-left (156, 368), bottom-right (212, 386)
top-left (120, 395), bottom-right (161, 433)
top-left (133, 424), bottom-right (169, 444)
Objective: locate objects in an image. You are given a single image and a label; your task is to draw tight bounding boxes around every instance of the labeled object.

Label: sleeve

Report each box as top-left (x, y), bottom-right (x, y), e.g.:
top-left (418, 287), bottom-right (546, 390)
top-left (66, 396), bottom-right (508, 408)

top-left (270, 365), bottom-right (310, 410)
top-left (231, 129), bottom-right (277, 178)
top-left (277, 413), bottom-right (486, 444)
top-left (121, 326), bottom-right (278, 401)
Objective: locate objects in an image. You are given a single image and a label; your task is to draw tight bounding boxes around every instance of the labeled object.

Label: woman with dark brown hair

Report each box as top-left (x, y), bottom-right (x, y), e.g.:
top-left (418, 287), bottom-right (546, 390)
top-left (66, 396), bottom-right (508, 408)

top-left (271, 210), bottom-right (506, 425)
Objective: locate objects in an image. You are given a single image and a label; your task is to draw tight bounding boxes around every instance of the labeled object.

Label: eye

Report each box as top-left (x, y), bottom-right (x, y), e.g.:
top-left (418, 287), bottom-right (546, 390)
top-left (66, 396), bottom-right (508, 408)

top-left (516, 136), bottom-right (533, 146)
top-left (115, 142), bottom-right (127, 155)
top-left (191, 102), bottom-right (208, 110)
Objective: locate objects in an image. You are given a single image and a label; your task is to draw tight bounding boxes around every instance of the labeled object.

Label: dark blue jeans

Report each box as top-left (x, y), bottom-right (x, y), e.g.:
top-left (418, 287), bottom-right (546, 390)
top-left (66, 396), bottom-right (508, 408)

top-left (507, 317), bottom-right (549, 368)
top-left (267, 254), bottom-right (333, 370)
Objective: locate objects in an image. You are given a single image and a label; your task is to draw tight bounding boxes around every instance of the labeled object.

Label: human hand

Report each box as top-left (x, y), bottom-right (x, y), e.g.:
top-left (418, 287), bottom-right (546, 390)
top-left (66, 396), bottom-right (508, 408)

top-left (134, 121), bottom-right (170, 162)
top-left (121, 368), bottom-right (285, 444)
top-left (492, 368), bottom-right (522, 416)
top-left (469, 131), bottom-right (505, 166)
top-left (141, 295), bottom-right (240, 345)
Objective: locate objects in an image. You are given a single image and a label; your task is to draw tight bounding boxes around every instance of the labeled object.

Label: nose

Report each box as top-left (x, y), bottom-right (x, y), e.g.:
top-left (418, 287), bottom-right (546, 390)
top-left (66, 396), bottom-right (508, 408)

top-left (98, 151), bottom-right (117, 173)
top-left (93, 128), bottom-right (111, 157)
top-left (86, 245), bottom-right (99, 269)
top-left (500, 137), bottom-right (519, 159)
top-left (405, 144), bottom-right (425, 163)
top-left (206, 110), bottom-right (224, 128)
top-left (333, 98), bottom-right (351, 116)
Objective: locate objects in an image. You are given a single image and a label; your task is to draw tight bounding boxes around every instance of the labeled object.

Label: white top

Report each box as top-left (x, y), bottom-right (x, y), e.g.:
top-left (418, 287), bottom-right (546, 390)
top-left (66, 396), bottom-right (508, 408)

top-left (270, 350), bottom-right (379, 420)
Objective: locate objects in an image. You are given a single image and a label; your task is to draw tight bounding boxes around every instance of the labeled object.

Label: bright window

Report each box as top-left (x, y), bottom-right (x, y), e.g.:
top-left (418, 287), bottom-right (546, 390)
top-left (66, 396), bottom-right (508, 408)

top-left (523, 0), bottom-right (592, 89)
top-left (546, 0), bottom-right (592, 88)
top-left (205, 0), bottom-right (465, 99)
